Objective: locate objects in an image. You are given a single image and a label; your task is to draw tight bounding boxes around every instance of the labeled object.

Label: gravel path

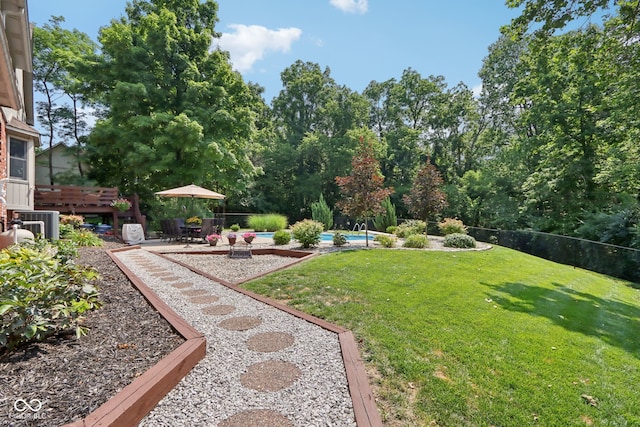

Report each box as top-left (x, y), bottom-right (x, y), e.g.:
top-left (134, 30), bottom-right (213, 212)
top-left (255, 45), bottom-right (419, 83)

top-left (114, 249), bottom-right (357, 427)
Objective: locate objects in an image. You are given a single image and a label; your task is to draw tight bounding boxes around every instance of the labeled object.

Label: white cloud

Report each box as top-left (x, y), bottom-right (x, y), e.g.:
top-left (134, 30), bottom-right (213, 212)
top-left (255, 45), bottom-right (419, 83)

top-left (472, 83), bottom-right (483, 98)
top-left (330, 0), bottom-right (368, 14)
top-left (217, 24), bottom-right (302, 73)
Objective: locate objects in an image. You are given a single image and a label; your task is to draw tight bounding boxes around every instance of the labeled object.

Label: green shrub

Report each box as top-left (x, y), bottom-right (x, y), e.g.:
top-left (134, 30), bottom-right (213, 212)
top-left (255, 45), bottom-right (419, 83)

top-left (395, 220), bottom-right (427, 238)
top-left (272, 230), bottom-right (292, 245)
top-left (291, 219), bottom-right (324, 248)
top-left (230, 223), bottom-right (241, 232)
top-left (443, 233), bottom-right (476, 248)
top-left (373, 197), bottom-right (397, 232)
top-left (59, 223), bottom-right (74, 238)
top-left (0, 246), bottom-right (101, 351)
top-left (374, 234), bottom-right (397, 248)
top-left (311, 194), bottom-right (333, 231)
top-left (333, 232), bottom-right (347, 247)
top-left (248, 214), bottom-right (288, 232)
top-left (66, 229), bottom-right (104, 247)
top-left (438, 218), bottom-right (468, 235)
top-left (403, 234), bottom-right (429, 248)
top-left (386, 225), bottom-right (397, 234)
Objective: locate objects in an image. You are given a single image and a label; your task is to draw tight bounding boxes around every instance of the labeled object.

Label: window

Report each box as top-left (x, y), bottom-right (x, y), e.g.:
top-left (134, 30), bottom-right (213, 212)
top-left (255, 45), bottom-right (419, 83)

top-left (9, 138), bottom-right (27, 180)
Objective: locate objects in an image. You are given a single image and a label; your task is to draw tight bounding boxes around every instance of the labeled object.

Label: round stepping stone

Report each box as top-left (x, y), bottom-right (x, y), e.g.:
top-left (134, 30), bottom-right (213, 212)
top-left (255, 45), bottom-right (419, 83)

top-left (218, 316), bottom-right (262, 331)
top-left (246, 332), bottom-right (295, 353)
top-left (240, 360), bottom-right (301, 392)
top-left (218, 409), bottom-right (293, 427)
top-left (181, 289), bottom-right (209, 296)
top-left (201, 305), bottom-right (235, 316)
top-left (189, 295), bottom-right (219, 304)
top-left (171, 282), bottom-right (193, 289)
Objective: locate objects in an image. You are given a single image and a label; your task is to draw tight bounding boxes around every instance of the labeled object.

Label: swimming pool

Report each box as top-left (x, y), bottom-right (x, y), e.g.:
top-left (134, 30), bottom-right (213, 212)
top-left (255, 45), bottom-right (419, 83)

top-left (255, 231), bottom-right (372, 242)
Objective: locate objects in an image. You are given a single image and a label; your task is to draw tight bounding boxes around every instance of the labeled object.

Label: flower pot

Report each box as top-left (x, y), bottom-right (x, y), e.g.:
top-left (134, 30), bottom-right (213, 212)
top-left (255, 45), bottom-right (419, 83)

top-left (244, 237), bottom-right (254, 244)
top-left (228, 237), bottom-right (236, 246)
top-left (208, 240), bottom-right (218, 246)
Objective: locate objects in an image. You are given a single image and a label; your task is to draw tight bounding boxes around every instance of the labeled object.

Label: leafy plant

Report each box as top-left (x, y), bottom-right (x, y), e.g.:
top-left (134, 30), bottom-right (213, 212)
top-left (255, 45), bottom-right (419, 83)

top-left (373, 197), bottom-right (397, 232)
top-left (438, 217), bottom-right (468, 235)
top-left (60, 214), bottom-right (84, 228)
top-left (65, 229), bottom-right (104, 247)
top-left (333, 232), bottom-right (347, 247)
top-left (403, 159), bottom-right (447, 230)
top-left (186, 216), bottom-right (202, 225)
top-left (230, 223), bottom-right (241, 232)
top-left (0, 246), bottom-right (101, 352)
top-left (444, 233), bottom-right (476, 248)
top-left (403, 234), bottom-right (429, 248)
top-left (291, 219), bottom-right (324, 248)
top-left (247, 214), bottom-right (288, 232)
top-left (272, 230), bottom-right (292, 245)
top-left (386, 225), bottom-right (397, 234)
top-left (311, 194), bottom-right (334, 231)
top-left (395, 220), bottom-right (427, 238)
top-left (110, 198), bottom-right (132, 212)
top-left (374, 234), bottom-right (397, 248)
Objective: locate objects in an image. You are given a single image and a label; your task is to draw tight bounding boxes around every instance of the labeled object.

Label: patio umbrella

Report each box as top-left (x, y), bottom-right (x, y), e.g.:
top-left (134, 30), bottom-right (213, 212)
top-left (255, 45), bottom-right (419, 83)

top-left (155, 184), bottom-right (225, 217)
top-left (155, 184), bottom-right (225, 200)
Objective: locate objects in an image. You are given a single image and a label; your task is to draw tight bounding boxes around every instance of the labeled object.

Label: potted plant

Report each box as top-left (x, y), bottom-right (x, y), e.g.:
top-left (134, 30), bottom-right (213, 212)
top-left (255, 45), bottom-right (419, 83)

top-left (110, 198), bottom-right (131, 212)
top-left (186, 216), bottom-right (202, 226)
top-left (206, 233), bottom-right (221, 246)
top-left (227, 232), bottom-right (237, 246)
top-left (242, 232), bottom-right (256, 244)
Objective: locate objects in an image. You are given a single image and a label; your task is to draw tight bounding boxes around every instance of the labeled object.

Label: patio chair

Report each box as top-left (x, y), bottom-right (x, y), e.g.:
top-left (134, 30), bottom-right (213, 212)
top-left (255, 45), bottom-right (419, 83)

top-left (199, 218), bottom-right (216, 242)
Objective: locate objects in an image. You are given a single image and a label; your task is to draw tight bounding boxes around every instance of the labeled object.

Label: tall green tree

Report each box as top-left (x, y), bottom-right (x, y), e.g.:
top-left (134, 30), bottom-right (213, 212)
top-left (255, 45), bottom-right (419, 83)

top-left (256, 61), bottom-right (368, 219)
top-left (336, 137), bottom-right (393, 246)
top-left (85, 0), bottom-right (262, 199)
top-left (33, 17), bottom-right (98, 184)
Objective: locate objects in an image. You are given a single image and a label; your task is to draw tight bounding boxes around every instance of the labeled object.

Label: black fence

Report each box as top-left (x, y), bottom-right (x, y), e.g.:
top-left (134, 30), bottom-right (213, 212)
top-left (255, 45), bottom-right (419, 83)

top-left (427, 222), bottom-right (640, 285)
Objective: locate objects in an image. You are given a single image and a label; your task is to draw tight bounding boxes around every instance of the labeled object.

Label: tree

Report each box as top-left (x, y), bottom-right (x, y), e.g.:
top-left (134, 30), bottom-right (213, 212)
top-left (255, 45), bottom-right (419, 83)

top-left (33, 17), bottom-right (98, 184)
top-left (255, 61), bottom-right (369, 219)
top-left (403, 159), bottom-right (447, 233)
top-left (336, 137), bottom-right (393, 246)
top-left (85, 0), bottom-right (262, 200)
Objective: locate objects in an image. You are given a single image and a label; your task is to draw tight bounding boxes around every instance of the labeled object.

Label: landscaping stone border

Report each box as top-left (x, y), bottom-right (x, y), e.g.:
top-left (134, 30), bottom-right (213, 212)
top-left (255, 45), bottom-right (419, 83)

top-left (61, 246), bottom-right (206, 427)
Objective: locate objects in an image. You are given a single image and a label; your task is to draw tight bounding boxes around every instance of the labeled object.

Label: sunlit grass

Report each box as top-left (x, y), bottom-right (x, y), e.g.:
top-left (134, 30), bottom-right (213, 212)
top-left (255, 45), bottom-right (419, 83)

top-left (243, 247), bottom-right (640, 426)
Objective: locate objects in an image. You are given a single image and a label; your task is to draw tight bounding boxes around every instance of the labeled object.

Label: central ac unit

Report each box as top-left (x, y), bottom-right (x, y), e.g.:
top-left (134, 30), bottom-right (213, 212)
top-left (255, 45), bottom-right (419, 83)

top-left (15, 210), bottom-right (60, 240)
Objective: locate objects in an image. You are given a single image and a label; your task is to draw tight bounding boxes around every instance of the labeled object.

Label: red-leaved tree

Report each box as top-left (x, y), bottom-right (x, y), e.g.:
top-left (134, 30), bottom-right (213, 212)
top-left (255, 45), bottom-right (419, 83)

top-left (403, 158), bottom-right (447, 234)
top-left (336, 137), bottom-right (393, 246)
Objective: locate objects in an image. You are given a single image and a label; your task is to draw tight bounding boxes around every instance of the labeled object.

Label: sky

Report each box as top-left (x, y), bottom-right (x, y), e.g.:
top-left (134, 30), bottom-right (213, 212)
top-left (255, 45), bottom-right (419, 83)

top-left (28, 0), bottom-right (521, 104)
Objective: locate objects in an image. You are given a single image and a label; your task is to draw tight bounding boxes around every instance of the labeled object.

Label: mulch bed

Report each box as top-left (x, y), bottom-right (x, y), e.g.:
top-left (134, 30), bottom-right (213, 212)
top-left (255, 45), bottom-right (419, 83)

top-left (0, 242), bottom-right (185, 426)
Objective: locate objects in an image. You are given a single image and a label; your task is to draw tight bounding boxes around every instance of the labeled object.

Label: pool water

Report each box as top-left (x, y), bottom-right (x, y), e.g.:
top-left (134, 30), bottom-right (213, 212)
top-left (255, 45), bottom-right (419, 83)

top-left (255, 231), bottom-right (371, 242)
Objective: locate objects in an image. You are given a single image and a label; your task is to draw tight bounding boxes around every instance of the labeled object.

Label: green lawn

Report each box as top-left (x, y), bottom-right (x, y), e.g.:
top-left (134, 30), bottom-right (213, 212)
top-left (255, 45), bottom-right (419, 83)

top-left (243, 247), bottom-right (640, 426)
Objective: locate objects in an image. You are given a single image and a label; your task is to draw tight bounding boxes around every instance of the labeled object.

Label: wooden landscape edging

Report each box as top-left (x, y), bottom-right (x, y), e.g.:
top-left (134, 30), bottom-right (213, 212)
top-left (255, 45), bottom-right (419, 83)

top-left (62, 246), bottom-right (206, 427)
top-left (154, 248), bottom-right (384, 427)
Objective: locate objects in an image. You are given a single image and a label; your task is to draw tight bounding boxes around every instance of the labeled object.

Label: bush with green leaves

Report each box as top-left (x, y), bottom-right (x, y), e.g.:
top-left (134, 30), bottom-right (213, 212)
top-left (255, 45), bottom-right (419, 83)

top-left (66, 229), bottom-right (104, 247)
top-left (272, 229), bottom-right (292, 245)
top-left (291, 219), bottom-right (324, 248)
top-left (386, 225), bottom-right (397, 234)
top-left (443, 233), bottom-right (476, 248)
top-left (402, 234), bottom-right (429, 248)
top-left (230, 223), bottom-right (241, 232)
top-left (248, 214), bottom-right (288, 232)
top-left (438, 218), bottom-right (468, 235)
top-left (395, 220), bottom-right (427, 238)
top-left (333, 232), bottom-right (347, 247)
top-left (373, 197), bottom-right (397, 232)
top-left (0, 246), bottom-right (101, 352)
top-left (374, 234), bottom-right (397, 248)
top-left (311, 194), bottom-right (333, 231)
